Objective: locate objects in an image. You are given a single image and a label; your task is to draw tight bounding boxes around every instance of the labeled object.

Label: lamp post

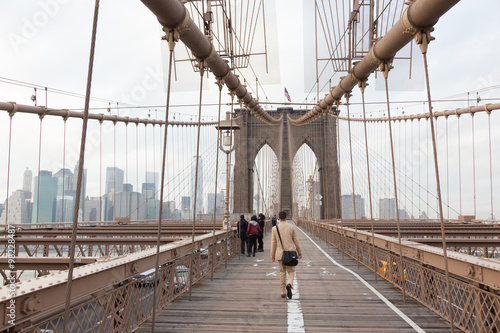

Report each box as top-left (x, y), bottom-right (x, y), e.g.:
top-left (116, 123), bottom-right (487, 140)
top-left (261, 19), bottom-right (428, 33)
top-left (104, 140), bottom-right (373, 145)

top-left (216, 111), bottom-right (240, 230)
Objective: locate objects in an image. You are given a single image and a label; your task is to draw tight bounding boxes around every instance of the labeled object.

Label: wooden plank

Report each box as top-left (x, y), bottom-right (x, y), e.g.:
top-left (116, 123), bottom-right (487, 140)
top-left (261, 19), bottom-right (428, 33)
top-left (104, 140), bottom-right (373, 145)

top-left (137, 226), bottom-right (453, 332)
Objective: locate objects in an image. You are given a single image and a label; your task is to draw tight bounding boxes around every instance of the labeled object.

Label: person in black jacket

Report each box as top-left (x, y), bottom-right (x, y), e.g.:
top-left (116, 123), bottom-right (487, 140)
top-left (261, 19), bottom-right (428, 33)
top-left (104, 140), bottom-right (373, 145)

top-left (237, 215), bottom-right (249, 255)
top-left (257, 213), bottom-right (265, 252)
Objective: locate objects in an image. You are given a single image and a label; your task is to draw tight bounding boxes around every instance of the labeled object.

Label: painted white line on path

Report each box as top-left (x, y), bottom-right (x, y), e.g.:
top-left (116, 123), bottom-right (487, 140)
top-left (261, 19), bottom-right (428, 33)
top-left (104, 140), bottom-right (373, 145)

top-left (287, 274), bottom-right (305, 333)
top-left (297, 227), bottom-right (426, 333)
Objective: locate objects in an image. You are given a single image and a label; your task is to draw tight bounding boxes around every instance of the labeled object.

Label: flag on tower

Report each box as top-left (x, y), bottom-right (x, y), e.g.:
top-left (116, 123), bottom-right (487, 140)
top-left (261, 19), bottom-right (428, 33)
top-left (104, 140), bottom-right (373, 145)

top-left (284, 88), bottom-right (291, 102)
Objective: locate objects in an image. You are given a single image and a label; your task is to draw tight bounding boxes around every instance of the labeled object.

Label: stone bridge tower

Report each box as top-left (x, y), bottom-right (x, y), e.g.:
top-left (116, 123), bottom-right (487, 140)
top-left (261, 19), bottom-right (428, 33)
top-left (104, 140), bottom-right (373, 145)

top-left (233, 107), bottom-right (341, 219)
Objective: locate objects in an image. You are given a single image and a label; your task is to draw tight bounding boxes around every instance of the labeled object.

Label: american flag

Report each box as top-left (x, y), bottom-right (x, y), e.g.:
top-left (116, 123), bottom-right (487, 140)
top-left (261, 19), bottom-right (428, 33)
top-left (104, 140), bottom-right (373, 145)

top-left (284, 88), bottom-right (291, 102)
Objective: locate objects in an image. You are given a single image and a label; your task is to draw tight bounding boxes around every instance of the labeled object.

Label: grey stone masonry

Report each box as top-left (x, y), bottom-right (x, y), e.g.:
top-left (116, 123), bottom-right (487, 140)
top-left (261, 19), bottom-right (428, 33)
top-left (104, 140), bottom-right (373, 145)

top-left (233, 108), bottom-right (340, 219)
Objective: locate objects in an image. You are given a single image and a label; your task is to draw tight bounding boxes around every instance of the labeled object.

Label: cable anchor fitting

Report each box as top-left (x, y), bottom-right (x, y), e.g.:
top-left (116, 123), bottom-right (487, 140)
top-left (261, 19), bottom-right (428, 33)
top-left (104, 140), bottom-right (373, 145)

top-left (161, 28), bottom-right (179, 52)
top-left (379, 59), bottom-right (394, 79)
top-left (414, 28), bottom-right (435, 54)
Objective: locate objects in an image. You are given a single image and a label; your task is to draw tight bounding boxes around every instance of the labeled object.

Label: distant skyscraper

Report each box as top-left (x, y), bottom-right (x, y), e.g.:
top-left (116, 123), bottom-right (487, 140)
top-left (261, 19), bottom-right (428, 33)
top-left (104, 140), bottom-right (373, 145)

top-left (181, 196), bottom-right (191, 212)
top-left (146, 172), bottom-right (159, 199)
top-left (54, 196), bottom-right (74, 222)
top-left (22, 167), bottom-right (32, 194)
top-left (123, 183), bottom-right (133, 192)
top-left (84, 197), bottom-right (101, 222)
top-left (105, 167), bottom-right (124, 195)
top-left (142, 183), bottom-right (155, 199)
top-left (54, 168), bottom-right (74, 196)
top-left (191, 156), bottom-right (203, 214)
top-left (1, 190), bottom-right (31, 224)
top-left (32, 171), bottom-right (58, 224)
top-left (341, 194), bottom-right (365, 219)
top-left (379, 198), bottom-right (396, 219)
top-left (73, 161), bottom-right (87, 222)
top-left (207, 193), bottom-right (223, 215)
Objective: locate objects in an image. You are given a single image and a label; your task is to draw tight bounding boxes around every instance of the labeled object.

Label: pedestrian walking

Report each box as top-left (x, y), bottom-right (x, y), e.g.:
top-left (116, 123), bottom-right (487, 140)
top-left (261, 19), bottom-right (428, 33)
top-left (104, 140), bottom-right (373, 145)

top-left (237, 215), bottom-right (249, 255)
top-left (246, 215), bottom-right (260, 257)
top-left (271, 214), bottom-right (278, 227)
top-left (257, 213), bottom-right (265, 252)
top-left (270, 211), bottom-right (302, 299)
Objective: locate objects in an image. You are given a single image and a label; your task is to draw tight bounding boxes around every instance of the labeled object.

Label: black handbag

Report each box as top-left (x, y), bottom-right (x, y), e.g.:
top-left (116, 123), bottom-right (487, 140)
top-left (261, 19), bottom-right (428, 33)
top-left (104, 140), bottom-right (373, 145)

top-left (276, 225), bottom-right (299, 266)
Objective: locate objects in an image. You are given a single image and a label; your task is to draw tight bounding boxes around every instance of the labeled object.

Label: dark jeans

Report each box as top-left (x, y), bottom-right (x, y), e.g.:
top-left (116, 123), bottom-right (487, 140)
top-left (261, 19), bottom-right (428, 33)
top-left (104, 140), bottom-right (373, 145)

top-left (240, 236), bottom-right (248, 254)
top-left (247, 235), bottom-right (258, 254)
top-left (257, 235), bottom-right (264, 250)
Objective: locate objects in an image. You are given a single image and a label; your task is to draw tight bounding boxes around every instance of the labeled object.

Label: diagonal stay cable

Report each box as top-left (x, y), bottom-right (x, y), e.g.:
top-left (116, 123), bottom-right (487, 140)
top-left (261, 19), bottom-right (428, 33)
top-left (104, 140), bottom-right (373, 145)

top-left (63, 0), bottom-right (100, 331)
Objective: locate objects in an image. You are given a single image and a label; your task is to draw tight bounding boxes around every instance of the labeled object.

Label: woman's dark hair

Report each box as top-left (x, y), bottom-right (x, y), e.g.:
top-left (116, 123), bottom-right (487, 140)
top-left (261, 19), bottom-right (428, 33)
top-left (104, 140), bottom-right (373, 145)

top-left (251, 215), bottom-right (257, 221)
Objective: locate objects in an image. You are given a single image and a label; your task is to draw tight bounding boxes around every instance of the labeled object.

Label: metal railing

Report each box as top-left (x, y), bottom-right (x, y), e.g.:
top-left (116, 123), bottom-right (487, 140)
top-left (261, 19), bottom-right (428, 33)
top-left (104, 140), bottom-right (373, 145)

top-left (298, 219), bottom-right (500, 333)
top-left (0, 229), bottom-right (238, 332)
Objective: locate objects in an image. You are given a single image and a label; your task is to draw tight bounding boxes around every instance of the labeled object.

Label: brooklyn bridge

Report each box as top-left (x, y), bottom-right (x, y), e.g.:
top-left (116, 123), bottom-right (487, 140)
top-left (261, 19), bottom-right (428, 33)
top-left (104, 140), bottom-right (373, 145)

top-left (0, 0), bottom-right (499, 332)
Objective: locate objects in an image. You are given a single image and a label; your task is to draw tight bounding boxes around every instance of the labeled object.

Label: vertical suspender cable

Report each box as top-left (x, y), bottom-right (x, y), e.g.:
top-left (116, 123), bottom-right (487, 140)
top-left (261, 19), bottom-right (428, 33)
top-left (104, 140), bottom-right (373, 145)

top-left (135, 124), bottom-right (139, 219)
top-left (446, 116), bottom-right (449, 220)
top-left (382, 63), bottom-right (406, 304)
top-left (337, 115), bottom-right (344, 259)
top-left (63, 0), bottom-right (100, 330)
top-left (145, 124), bottom-right (149, 219)
top-left (419, 35), bottom-right (455, 331)
top-left (211, 82), bottom-right (223, 280)
top-left (35, 116), bottom-right (43, 224)
top-left (345, 95), bottom-right (359, 268)
top-left (151, 29), bottom-right (176, 332)
top-left (487, 112), bottom-right (494, 220)
top-left (360, 85), bottom-right (378, 282)
top-left (125, 123), bottom-right (129, 217)
top-left (426, 116), bottom-right (429, 218)
top-left (153, 122), bottom-right (157, 218)
top-left (99, 119), bottom-right (103, 221)
top-left (189, 60), bottom-right (205, 302)
top-left (62, 118), bottom-right (67, 222)
top-left (457, 115), bottom-right (462, 216)
top-left (471, 113), bottom-right (476, 217)
top-left (4, 113), bottom-right (13, 225)
top-left (113, 121), bottom-right (117, 219)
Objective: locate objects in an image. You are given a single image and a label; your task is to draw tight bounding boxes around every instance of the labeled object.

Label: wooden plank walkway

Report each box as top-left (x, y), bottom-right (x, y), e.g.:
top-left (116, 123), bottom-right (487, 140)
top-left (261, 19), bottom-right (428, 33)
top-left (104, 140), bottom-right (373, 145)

top-left (137, 224), bottom-right (452, 332)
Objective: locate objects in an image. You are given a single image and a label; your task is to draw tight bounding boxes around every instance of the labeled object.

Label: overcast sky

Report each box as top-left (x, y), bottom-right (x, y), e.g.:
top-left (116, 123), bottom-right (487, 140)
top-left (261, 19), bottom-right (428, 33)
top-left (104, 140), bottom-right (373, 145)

top-left (0, 0), bottom-right (499, 219)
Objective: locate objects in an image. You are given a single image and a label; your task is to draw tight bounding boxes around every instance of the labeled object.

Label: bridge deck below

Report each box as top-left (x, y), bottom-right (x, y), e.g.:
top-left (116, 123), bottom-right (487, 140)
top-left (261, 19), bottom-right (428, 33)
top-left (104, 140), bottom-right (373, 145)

top-left (137, 225), bottom-right (451, 332)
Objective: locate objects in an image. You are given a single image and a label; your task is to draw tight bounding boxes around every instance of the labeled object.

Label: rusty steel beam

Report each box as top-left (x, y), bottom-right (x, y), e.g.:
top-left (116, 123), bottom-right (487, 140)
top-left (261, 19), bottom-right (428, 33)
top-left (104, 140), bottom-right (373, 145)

top-left (0, 101), bottom-right (217, 127)
top-left (0, 230), bottom-right (234, 329)
top-left (321, 223), bottom-right (500, 291)
top-left (0, 237), bottom-right (182, 246)
top-left (334, 103), bottom-right (500, 122)
top-left (140, 0), bottom-right (281, 125)
top-left (0, 257), bottom-right (97, 270)
top-left (407, 238), bottom-right (500, 247)
top-left (290, 0), bottom-right (461, 125)
top-left (8, 229), bottom-right (208, 236)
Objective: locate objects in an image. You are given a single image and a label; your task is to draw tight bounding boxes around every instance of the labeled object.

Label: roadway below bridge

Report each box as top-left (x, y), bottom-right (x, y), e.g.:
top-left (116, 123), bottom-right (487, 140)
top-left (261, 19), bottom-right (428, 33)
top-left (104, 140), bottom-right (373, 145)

top-left (138, 223), bottom-right (451, 332)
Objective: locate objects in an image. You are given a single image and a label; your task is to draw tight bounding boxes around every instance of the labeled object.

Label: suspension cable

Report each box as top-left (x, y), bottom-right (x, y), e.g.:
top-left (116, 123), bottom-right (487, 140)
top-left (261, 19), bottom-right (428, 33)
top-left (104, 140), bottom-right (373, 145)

top-left (360, 83), bottom-right (378, 282)
top-left (345, 94), bottom-right (359, 268)
top-left (211, 80), bottom-right (223, 280)
top-left (487, 112), bottom-right (494, 220)
top-left (62, 118), bottom-right (67, 222)
top-left (418, 31), bottom-right (455, 332)
top-left (471, 113), bottom-right (476, 216)
top-left (63, 0), bottom-right (100, 330)
top-left (381, 61), bottom-right (406, 304)
top-left (4, 113), bottom-right (14, 225)
top-left (189, 58), bottom-right (206, 302)
top-left (35, 116), bottom-right (43, 224)
top-left (151, 28), bottom-right (176, 333)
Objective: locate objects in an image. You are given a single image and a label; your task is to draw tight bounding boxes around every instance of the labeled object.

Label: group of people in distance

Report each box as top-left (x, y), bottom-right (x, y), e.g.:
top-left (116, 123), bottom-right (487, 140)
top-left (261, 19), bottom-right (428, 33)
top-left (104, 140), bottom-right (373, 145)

top-left (237, 213), bottom-right (266, 256)
top-left (237, 211), bottom-right (302, 299)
